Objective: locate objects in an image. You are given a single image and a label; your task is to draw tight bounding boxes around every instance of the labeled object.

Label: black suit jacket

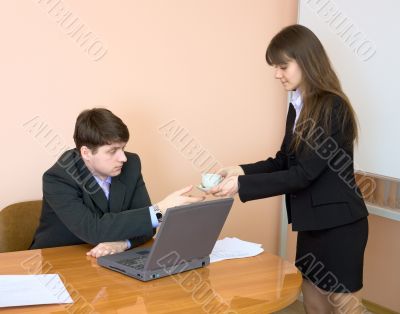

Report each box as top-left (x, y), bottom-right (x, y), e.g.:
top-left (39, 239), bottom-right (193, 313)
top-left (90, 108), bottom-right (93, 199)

top-left (238, 97), bottom-right (368, 231)
top-left (31, 149), bottom-right (155, 249)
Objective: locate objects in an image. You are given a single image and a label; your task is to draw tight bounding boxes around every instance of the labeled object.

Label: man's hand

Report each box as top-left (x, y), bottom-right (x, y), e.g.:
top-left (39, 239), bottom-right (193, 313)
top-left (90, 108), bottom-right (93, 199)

top-left (86, 241), bottom-right (128, 258)
top-left (157, 185), bottom-right (205, 213)
top-left (208, 176), bottom-right (239, 197)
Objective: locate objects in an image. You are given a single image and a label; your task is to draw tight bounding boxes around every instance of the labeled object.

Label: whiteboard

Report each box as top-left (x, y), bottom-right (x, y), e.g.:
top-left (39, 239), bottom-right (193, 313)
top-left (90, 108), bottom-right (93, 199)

top-left (298, 0), bottom-right (400, 179)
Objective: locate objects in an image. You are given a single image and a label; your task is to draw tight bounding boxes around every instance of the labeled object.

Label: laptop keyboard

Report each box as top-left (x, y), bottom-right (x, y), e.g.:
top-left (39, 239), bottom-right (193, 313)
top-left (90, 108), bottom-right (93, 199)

top-left (117, 256), bottom-right (147, 270)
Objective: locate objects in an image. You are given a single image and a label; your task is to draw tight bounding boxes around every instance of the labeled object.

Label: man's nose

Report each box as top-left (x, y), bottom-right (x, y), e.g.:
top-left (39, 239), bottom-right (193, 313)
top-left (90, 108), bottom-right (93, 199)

top-left (118, 150), bottom-right (127, 162)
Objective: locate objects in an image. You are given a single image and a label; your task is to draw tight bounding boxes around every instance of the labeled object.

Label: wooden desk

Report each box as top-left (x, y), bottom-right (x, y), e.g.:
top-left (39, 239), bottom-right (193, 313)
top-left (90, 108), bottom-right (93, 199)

top-left (0, 245), bottom-right (302, 313)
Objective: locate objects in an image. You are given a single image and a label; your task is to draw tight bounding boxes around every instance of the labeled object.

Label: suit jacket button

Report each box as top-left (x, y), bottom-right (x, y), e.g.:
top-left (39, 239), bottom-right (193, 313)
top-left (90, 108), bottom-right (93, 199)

top-left (291, 194), bottom-right (296, 199)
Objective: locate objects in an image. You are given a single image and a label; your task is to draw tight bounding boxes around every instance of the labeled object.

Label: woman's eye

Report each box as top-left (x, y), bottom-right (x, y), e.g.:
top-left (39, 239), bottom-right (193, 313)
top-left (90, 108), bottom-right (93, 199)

top-left (275, 64), bottom-right (287, 70)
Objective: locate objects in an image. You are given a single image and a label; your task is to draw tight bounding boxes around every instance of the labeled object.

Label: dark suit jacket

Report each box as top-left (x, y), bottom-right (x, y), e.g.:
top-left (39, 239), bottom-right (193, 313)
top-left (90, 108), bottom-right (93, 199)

top-left (238, 96), bottom-right (368, 231)
top-left (31, 149), bottom-right (155, 249)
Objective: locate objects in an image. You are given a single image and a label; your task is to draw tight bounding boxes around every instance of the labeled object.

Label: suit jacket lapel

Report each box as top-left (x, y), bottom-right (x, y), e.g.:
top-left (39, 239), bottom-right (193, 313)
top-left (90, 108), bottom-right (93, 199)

top-left (88, 177), bottom-right (110, 213)
top-left (80, 173), bottom-right (109, 213)
top-left (109, 177), bottom-right (126, 213)
top-left (284, 103), bottom-right (296, 152)
top-left (72, 151), bottom-right (109, 213)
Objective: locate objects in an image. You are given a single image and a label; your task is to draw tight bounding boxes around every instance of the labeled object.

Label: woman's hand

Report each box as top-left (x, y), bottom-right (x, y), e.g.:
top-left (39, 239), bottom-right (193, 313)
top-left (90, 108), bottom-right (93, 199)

top-left (216, 166), bottom-right (244, 179)
top-left (156, 185), bottom-right (205, 213)
top-left (86, 241), bottom-right (128, 258)
top-left (204, 166), bottom-right (243, 196)
top-left (208, 176), bottom-right (239, 197)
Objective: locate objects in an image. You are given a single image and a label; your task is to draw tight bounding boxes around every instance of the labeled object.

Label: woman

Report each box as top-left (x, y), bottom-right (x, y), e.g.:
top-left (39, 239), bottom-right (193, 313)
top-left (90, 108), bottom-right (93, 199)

top-left (208, 24), bottom-right (369, 314)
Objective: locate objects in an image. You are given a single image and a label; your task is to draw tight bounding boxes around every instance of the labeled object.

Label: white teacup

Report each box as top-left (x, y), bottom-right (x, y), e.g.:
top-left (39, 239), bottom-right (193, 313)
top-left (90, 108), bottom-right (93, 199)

top-left (201, 173), bottom-right (222, 189)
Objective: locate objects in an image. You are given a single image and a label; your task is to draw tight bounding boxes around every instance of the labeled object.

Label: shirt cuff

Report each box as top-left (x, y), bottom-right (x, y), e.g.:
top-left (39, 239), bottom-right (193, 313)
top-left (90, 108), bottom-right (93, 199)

top-left (149, 206), bottom-right (160, 228)
top-left (125, 239), bottom-right (131, 250)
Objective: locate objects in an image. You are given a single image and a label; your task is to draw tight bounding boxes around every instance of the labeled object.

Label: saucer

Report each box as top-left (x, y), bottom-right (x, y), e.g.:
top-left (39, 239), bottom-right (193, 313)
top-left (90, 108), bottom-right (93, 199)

top-left (196, 184), bottom-right (213, 192)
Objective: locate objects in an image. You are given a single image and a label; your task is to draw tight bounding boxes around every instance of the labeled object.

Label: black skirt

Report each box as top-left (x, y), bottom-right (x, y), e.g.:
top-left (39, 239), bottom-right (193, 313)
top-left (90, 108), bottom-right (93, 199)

top-left (295, 217), bottom-right (368, 293)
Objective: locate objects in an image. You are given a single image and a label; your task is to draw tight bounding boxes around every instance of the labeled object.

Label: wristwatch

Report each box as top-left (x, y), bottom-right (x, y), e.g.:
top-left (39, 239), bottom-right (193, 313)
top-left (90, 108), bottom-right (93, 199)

top-left (151, 204), bottom-right (163, 222)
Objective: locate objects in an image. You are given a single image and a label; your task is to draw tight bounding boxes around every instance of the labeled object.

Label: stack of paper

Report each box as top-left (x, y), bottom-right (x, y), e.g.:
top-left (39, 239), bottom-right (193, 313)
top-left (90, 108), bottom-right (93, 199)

top-left (0, 274), bottom-right (73, 308)
top-left (210, 237), bottom-right (264, 263)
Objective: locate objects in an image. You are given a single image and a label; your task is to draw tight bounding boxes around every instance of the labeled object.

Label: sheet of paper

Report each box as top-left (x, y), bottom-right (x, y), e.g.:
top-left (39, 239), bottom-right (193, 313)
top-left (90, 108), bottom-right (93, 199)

top-left (210, 237), bottom-right (264, 263)
top-left (0, 274), bottom-right (73, 307)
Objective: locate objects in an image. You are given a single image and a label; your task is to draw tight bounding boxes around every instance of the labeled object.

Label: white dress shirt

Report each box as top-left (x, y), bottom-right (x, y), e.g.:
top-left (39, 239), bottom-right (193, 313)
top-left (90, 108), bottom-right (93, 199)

top-left (290, 89), bottom-right (303, 131)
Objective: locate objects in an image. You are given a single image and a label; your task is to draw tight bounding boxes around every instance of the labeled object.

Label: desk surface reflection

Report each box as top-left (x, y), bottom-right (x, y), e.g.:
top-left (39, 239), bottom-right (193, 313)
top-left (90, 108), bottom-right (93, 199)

top-left (0, 244), bottom-right (302, 313)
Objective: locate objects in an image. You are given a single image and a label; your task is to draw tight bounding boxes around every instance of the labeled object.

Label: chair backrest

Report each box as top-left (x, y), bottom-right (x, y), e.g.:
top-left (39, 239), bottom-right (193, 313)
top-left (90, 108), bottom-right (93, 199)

top-left (0, 200), bottom-right (42, 253)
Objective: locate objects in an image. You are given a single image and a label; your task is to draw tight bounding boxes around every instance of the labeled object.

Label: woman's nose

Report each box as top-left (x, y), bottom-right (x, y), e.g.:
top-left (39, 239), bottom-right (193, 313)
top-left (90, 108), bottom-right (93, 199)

top-left (275, 68), bottom-right (282, 79)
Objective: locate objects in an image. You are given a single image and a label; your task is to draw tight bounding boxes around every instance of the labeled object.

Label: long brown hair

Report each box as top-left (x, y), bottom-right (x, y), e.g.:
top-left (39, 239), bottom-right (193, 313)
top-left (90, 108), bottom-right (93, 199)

top-left (266, 24), bottom-right (358, 153)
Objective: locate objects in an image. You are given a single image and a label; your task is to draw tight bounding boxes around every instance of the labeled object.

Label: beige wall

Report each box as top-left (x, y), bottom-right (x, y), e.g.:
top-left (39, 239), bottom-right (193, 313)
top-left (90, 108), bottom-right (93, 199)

top-left (0, 1), bottom-right (297, 253)
top-left (363, 216), bottom-right (400, 311)
top-left (3, 1), bottom-right (398, 311)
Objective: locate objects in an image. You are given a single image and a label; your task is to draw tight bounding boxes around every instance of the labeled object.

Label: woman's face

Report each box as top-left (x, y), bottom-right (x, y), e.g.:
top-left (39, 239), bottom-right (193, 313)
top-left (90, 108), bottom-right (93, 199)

top-left (273, 59), bottom-right (303, 91)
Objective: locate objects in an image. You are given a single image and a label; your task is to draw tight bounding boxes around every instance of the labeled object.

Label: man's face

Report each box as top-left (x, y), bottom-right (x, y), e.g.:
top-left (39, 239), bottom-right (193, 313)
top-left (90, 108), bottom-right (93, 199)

top-left (81, 142), bottom-right (127, 180)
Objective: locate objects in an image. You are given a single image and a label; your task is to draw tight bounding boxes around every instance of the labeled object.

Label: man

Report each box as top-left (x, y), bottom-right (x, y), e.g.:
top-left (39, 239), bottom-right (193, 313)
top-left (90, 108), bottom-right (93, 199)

top-left (31, 108), bottom-right (203, 257)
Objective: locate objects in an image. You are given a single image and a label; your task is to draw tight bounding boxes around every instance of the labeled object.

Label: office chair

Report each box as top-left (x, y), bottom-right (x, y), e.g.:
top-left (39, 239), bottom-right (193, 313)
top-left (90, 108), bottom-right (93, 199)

top-left (0, 200), bottom-right (42, 253)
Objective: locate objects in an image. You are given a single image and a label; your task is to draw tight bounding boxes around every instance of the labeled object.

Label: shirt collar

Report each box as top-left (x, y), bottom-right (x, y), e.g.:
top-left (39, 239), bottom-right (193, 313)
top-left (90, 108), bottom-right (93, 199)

top-left (290, 89), bottom-right (303, 112)
top-left (94, 176), bottom-right (112, 186)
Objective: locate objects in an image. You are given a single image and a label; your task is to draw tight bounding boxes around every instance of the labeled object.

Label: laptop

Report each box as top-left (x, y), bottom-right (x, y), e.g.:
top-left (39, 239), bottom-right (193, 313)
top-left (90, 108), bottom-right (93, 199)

top-left (97, 197), bottom-right (234, 281)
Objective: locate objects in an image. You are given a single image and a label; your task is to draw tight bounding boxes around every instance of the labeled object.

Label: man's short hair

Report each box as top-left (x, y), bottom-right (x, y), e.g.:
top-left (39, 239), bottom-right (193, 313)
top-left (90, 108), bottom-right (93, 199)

top-left (73, 108), bottom-right (129, 152)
